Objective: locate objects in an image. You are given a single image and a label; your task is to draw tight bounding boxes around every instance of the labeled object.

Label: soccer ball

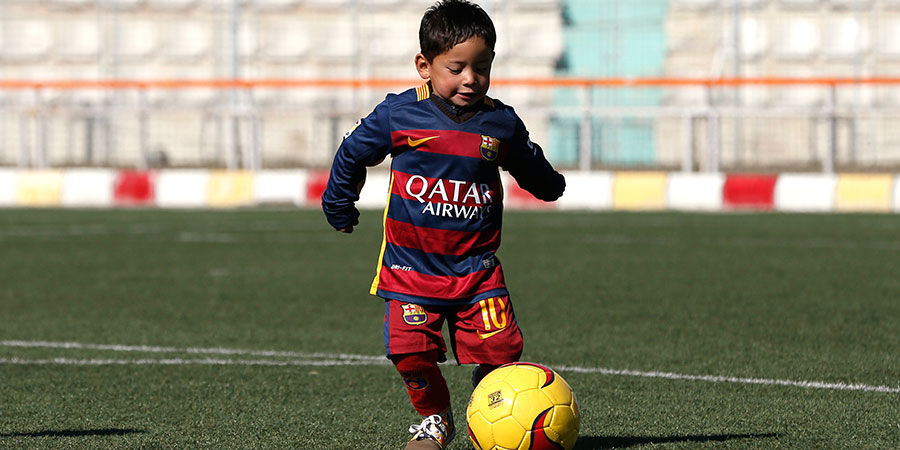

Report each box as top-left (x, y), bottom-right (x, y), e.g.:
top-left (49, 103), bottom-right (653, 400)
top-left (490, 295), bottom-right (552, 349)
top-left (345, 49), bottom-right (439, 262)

top-left (466, 362), bottom-right (580, 450)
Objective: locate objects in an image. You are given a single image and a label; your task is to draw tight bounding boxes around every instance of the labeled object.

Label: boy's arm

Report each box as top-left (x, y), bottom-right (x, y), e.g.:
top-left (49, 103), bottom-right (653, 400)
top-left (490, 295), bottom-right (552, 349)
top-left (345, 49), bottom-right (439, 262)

top-left (502, 118), bottom-right (566, 202)
top-left (322, 102), bottom-right (392, 232)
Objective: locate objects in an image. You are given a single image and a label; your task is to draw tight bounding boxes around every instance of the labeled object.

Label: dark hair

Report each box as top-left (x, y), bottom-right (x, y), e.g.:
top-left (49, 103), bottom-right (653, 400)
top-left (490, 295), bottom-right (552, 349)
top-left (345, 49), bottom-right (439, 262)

top-left (419, 0), bottom-right (496, 62)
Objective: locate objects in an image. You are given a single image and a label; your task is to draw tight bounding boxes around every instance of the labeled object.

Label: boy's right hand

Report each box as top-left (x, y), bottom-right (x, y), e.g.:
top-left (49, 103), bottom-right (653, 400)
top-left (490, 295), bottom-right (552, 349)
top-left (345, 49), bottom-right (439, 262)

top-left (335, 218), bottom-right (359, 234)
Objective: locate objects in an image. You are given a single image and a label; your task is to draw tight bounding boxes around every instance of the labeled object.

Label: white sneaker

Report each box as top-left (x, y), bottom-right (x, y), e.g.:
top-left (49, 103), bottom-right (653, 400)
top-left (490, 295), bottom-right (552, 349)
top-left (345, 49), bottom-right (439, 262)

top-left (404, 414), bottom-right (455, 450)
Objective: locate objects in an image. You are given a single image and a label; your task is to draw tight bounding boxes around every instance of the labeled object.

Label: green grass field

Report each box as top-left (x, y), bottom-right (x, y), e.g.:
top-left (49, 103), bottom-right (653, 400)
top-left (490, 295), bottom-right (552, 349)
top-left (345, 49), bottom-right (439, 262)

top-left (1, 208), bottom-right (898, 449)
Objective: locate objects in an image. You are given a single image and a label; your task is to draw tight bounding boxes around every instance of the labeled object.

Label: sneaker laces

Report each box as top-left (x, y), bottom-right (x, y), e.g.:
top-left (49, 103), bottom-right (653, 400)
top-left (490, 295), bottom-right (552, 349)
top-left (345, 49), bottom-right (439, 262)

top-left (409, 414), bottom-right (453, 444)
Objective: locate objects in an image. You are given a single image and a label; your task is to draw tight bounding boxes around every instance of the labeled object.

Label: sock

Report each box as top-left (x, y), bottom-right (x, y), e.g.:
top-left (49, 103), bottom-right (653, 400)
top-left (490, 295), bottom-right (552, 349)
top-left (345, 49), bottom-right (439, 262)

top-left (391, 351), bottom-right (451, 417)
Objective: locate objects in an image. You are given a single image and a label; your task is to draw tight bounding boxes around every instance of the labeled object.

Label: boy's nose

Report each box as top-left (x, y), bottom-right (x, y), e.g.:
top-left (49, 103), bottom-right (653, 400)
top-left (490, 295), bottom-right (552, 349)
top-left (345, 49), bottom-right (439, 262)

top-left (461, 69), bottom-right (475, 85)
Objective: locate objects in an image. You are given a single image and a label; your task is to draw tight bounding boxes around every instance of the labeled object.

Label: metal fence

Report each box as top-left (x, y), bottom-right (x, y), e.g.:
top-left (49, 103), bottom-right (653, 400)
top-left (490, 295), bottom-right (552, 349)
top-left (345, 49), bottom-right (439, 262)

top-left (3, 78), bottom-right (900, 172)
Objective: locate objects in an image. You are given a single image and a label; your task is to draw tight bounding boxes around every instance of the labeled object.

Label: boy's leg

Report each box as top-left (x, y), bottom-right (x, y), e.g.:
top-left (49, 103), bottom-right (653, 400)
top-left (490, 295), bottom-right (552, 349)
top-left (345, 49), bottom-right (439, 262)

top-left (390, 350), bottom-right (450, 417)
top-left (383, 300), bottom-right (456, 449)
top-left (450, 295), bottom-right (523, 385)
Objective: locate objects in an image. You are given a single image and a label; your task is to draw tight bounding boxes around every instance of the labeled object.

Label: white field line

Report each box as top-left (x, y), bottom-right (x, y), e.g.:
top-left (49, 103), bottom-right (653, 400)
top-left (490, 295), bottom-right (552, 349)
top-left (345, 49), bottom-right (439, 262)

top-left (0, 357), bottom-right (388, 367)
top-left (3, 340), bottom-right (898, 394)
top-left (0, 221), bottom-right (330, 240)
top-left (579, 235), bottom-right (900, 251)
top-left (0, 340), bottom-right (384, 361)
top-left (554, 366), bottom-right (900, 394)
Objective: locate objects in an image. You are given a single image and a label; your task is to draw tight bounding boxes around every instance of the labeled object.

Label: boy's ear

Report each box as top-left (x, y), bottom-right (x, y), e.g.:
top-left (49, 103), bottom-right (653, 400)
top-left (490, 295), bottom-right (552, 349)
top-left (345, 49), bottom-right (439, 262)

top-left (414, 53), bottom-right (431, 80)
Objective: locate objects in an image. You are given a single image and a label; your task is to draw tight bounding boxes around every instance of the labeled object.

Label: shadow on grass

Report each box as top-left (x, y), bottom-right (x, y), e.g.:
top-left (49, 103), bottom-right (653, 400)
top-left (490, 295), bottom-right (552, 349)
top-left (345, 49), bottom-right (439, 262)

top-left (574, 433), bottom-right (782, 449)
top-left (0, 428), bottom-right (146, 438)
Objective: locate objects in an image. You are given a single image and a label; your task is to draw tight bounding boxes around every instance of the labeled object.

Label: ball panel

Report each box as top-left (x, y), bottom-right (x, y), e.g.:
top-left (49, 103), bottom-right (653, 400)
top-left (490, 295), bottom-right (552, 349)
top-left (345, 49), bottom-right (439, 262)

top-left (499, 364), bottom-right (541, 391)
top-left (510, 389), bottom-right (554, 429)
top-left (475, 380), bottom-right (516, 422)
top-left (468, 424), bottom-right (485, 450)
top-left (529, 429), bottom-right (567, 450)
top-left (479, 364), bottom-right (514, 386)
top-left (466, 411), bottom-right (495, 450)
top-left (540, 374), bottom-right (574, 406)
top-left (548, 405), bottom-right (579, 449)
top-left (509, 362), bottom-right (557, 388)
top-left (492, 416), bottom-right (526, 449)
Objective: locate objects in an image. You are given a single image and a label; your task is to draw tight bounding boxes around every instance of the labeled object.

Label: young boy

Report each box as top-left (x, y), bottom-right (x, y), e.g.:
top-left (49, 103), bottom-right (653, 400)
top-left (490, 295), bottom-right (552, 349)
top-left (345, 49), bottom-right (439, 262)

top-left (322, 1), bottom-right (565, 448)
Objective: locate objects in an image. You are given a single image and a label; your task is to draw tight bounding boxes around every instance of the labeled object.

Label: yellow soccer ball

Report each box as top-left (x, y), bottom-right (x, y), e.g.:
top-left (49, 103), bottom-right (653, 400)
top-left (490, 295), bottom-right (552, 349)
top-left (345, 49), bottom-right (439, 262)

top-left (466, 362), bottom-right (580, 450)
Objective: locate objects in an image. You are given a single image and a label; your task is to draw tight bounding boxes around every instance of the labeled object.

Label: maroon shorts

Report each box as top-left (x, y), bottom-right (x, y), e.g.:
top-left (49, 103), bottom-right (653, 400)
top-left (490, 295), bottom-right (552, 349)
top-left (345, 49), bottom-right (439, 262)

top-left (383, 296), bottom-right (524, 365)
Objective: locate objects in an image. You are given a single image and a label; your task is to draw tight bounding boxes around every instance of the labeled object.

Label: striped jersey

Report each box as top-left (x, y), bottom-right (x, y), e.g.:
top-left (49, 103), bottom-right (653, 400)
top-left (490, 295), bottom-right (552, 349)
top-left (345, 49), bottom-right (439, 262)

top-left (322, 83), bottom-right (565, 306)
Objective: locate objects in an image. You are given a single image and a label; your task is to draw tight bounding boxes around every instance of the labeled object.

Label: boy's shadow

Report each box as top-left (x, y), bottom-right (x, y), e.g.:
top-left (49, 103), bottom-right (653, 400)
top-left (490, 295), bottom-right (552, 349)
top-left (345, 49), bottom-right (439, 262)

top-left (573, 433), bottom-right (781, 449)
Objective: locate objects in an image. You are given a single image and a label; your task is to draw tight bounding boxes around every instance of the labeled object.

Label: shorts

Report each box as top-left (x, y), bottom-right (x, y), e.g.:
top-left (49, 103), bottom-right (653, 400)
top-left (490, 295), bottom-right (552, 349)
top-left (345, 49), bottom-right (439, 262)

top-left (383, 296), bottom-right (524, 365)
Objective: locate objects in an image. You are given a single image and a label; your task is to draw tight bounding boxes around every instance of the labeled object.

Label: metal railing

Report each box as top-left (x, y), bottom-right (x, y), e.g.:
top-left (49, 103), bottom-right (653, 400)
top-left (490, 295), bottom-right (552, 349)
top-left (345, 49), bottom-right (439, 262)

top-left (2, 77), bottom-right (900, 172)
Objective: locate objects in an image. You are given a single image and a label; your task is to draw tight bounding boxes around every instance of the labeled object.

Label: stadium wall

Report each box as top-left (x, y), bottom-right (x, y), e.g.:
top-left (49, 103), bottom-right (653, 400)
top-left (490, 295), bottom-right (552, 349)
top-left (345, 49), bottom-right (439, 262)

top-left (0, 168), bottom-right (898, 213)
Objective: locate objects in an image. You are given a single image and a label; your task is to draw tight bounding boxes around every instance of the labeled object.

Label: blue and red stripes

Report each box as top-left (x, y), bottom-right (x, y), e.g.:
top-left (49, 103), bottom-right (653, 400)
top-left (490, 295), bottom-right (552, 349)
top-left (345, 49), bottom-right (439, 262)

top-left (374, 263), bottom-right (507, 303)
top-left (384, 217), bottom-right (500, 256)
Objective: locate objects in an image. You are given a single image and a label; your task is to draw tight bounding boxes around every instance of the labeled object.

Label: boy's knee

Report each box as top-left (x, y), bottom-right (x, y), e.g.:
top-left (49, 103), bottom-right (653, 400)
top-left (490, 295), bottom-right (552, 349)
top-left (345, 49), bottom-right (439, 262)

top-left (390, 350), bottom-right (441, 373)
top-left (391, 351), bottom-right (448, 400)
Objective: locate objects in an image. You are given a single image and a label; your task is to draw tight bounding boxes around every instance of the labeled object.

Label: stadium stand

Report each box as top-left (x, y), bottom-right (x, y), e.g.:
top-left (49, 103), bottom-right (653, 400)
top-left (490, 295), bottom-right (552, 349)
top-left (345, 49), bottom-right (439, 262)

top-left (160, 20), bottom-right (214, 63)
top-left (56, 19), bottom-right (101, 62)
top-left (831, 0), bottom-right (874, 9)
top-left (114, 18), bottom-right (160, 61)
top-left (739, 16), bottom-right (768, 61)
top-left (251, 0), bottom-right (299, 10)
top-left (671, 0), bottom-right (720, 10)
top-left (48, 0), bottom-right (94, 9)
top-left (875, 18), bottom-right (900, 59)
top-left (772, 17), bottom-right (821, 61)
top-left (1, 20), bottom-right (54, 63)
top-left (108, 0), bottom-right (146, 10)
top-left (778, 0), bottom-right (820, 9)
top-left (822, 16), bottom-right (870, 61)
top-left (258, 17), bottom-right (313, 62)
top-left (1, 0), bottom-right (900, 172)
top-left (146, 0), bottom-right (199, 10)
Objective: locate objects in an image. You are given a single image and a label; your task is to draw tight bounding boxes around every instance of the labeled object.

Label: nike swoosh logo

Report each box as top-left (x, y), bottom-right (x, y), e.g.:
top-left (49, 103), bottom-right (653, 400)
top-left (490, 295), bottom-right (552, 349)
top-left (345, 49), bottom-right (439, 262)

top-left (407, 135), bottom-right (440, 147)
top-left (476, 329), bottom-right (505, 340)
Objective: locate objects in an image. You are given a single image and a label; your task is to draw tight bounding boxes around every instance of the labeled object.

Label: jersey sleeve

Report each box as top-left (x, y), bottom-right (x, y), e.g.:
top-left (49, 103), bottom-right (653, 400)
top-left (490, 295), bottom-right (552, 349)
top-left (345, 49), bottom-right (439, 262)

top-left (501, 115), bottom-right (566, 202)
top-left (322, 99), bottom-right (393, 230)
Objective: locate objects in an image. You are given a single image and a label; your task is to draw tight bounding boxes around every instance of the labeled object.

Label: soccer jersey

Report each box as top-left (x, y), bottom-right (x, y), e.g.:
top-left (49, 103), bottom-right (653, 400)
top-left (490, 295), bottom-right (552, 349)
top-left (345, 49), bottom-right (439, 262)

top-left (323, 83), bottom-right (564, 306)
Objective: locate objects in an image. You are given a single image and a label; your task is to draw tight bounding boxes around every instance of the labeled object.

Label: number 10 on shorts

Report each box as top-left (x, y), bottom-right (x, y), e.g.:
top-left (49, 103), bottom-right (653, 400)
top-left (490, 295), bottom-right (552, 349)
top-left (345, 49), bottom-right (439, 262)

top-left (477, 297), bottom-right (508, 339)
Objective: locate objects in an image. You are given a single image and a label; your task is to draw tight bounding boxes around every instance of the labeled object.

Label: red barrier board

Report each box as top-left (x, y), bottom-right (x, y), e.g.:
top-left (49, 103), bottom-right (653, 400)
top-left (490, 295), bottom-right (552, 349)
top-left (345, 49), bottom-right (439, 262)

top-left (723, 174), bottom-right (778, 210)
top-left (306, 170), bottom-right (331, 207)
top-left (113, 171), bottom-right (155, 205)
top-left (504, 179), bottom-right (556, 210)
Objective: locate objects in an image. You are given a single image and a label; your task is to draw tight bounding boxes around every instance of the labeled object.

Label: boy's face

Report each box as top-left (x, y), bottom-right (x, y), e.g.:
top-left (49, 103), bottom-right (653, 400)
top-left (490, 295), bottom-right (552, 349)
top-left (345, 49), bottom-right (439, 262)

top-left (415, 36), bottom-right (494, 109)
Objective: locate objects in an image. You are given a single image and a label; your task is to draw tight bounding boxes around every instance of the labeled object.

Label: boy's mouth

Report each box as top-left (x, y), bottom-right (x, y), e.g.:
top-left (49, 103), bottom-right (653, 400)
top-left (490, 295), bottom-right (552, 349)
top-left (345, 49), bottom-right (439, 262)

top-left (456, 92), bottom-right (477, 103)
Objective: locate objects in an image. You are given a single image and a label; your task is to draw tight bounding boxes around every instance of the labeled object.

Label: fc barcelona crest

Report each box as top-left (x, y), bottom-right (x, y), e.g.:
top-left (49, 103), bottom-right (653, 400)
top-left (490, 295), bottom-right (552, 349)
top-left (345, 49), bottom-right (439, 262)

top-left (402, 303), bottom-right (427, 326)
top-left (480, 135), bottom-right (500, 161)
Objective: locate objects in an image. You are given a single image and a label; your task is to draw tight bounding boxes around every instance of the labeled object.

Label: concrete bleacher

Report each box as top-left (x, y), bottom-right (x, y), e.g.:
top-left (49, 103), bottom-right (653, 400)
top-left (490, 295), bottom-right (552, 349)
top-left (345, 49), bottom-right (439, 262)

top-left (662, 0), bottom-right (900, 170)
top-left (666, 0), bottom-right (900, 81)
top-left (3, 0), bottom-right (897, 171)
top-left (0, 1), bottom-right (564, 168)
